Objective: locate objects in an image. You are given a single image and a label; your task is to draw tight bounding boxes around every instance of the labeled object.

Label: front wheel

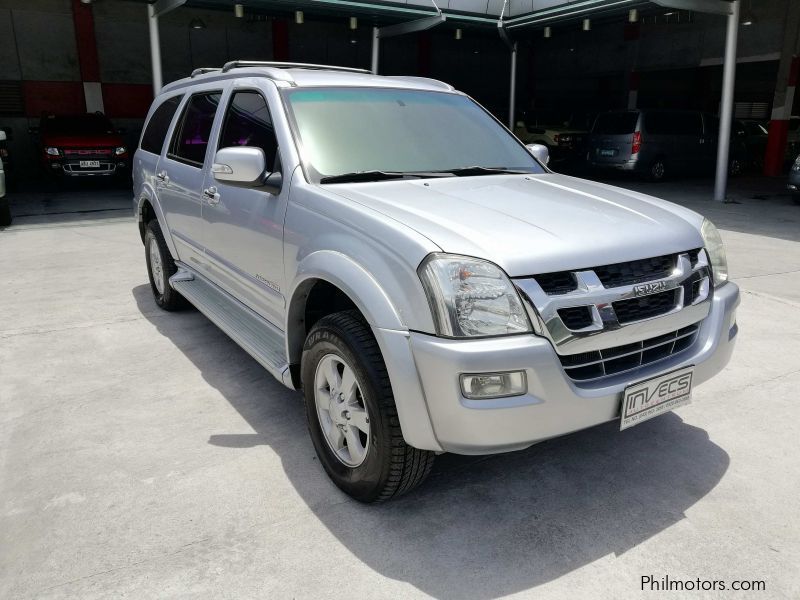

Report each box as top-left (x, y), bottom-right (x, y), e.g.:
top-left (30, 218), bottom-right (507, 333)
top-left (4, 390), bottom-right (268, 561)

top-left (301, 310), bottom-right (435, 502)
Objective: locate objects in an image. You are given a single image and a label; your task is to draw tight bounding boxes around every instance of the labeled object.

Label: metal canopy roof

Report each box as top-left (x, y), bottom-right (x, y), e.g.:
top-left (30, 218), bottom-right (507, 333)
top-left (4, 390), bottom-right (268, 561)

top-left (141, 0), bottom-right (669, 27)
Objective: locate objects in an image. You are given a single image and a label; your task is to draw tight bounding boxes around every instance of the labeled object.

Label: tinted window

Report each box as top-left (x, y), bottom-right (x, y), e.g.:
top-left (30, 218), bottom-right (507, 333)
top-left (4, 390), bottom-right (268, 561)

top-left (646, 112), bottom-right (701, 136)
top-left (219, 92), bottom-right (278, 169)
top-left (592, 112), bottom-right (638, 135)
top-left (141, 96), bottom-right (182, 155)
top-left (44, 114), bottom-right (115, 136)
top-left (170, 92), bottom-right (222, 165)
top-left (284, 87), bottom-right (543, 182)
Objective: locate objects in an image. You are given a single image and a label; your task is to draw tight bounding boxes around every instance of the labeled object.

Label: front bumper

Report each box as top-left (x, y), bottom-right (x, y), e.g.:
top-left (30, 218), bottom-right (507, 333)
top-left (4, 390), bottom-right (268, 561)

top-left (406, 282), bottom-right (739, 455)
top-left (46, 159), bottom-right (128, 177)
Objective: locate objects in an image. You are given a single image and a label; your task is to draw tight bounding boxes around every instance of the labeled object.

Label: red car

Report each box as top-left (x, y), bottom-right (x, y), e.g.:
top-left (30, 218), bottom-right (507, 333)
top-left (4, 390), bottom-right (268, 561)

top-left (39, 113), bottom-right (129, 178)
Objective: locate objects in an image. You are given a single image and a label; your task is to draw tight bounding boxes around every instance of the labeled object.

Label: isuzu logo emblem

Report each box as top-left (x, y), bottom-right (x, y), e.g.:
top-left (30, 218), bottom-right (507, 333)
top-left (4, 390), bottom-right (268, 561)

top-left (633, 280), bottom-right (670, 296)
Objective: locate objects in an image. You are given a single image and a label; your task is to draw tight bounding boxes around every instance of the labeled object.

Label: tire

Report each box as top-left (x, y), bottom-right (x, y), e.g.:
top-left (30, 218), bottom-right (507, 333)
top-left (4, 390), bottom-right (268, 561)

top-left (0, 198), bottom-right (11, 227)
top-left (144, 219), bottom-right (186, 311)
top-left (648, 158), bottom-right (667, 182)
top-left (301, 310), bottom-right (435, 502)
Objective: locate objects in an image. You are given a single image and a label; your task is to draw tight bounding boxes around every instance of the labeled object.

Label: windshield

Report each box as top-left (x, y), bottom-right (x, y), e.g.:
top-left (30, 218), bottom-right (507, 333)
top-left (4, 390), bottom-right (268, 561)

top-left (44, 115), bottom-right (115, 136)
top-left (283, 87), bottom-right (545, 182)
top-left (593, 112), bottom-right (639, 135)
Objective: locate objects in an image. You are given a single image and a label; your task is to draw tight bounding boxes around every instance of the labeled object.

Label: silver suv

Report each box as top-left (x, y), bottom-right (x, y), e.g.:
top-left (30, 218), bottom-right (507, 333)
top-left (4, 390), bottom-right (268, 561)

top-left (133, 62), bottom-right (739, 502)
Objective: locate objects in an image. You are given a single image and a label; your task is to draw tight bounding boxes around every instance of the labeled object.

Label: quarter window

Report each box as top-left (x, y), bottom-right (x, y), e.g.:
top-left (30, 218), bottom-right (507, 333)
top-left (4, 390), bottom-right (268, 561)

top-left (169, 92), bottom-right (222, 166)
top-left (141, 95), bottom-right (182, 155)
top-left (218, 91), bottom-right (278, 169)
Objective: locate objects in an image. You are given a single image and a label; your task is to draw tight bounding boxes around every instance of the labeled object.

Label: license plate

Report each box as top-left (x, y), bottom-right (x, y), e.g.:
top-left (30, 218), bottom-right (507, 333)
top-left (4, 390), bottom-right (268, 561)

top-left (599, 148), bottom-right (616, 157)
top-left (620, 366), bottom-right (694, 430)
top-left (79, 160), bottom-right (100, 168)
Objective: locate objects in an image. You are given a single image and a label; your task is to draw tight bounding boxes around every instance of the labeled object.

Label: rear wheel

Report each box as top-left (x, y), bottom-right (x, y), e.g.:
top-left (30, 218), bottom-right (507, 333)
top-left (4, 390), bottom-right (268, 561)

top-left (648, 158), bottom-right (667, 182)
top-left (144, 219), bottom-right (186, 311)
top-left (301, 310), bottom-right (435, 502)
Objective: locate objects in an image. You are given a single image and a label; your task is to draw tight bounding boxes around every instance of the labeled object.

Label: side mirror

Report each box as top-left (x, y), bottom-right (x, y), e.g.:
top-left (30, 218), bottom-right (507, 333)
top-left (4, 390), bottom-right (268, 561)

top-left (526, 143), bottom-right (550, 166)
top-left (212, 146), bottom-right (282, 194)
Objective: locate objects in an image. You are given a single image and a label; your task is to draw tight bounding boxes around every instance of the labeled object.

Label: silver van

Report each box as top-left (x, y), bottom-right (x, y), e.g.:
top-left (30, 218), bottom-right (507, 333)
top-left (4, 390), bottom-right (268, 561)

top-left (587, 110), bottom-right (719, 181)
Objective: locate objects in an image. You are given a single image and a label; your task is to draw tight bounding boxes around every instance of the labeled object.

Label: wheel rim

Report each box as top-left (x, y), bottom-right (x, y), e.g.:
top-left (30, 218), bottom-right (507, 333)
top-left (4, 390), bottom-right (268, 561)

top-left (314, 353), bottom-right (370, 468)
top-left (148, 238), bottom-right (165, 295)
top-left (652, 161), bottom-right (665, 179)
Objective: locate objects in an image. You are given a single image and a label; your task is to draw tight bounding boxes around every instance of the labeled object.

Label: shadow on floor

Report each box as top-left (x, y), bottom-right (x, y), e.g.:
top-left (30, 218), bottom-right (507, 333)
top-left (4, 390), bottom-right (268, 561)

top-left (132, 283), bottom-right (730, 599)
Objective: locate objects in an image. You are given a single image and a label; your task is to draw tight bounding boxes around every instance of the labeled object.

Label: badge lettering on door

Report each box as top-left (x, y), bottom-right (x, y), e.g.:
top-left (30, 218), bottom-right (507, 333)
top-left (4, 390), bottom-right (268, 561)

top-left (633, 280), bottom-right (670, 296)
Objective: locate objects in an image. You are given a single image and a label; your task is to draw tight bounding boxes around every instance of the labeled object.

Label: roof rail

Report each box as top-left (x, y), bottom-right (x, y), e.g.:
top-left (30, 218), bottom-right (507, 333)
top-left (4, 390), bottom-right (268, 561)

top-left (220, 60), bottom-right (372, 74)
top-left (190, 67), bottom-right (221, 78)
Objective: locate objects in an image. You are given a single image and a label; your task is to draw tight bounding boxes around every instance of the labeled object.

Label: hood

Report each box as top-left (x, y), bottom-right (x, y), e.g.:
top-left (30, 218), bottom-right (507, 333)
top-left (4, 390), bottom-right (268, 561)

top-left (331, 173), bottom-right (705, 277)
top-left (42, 134), bottom-right (124, 148)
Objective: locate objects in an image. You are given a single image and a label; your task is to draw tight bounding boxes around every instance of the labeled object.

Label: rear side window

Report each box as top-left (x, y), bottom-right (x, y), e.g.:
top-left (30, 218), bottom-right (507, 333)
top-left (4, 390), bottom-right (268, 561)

top-left (141, 95), bottom-right (182, 155)
top-left (592, 112), bottom-right (638, 135)
top-left (169, 92), bottom-right (222, 166)
top-left (218, 91), bottom-right (279, 169)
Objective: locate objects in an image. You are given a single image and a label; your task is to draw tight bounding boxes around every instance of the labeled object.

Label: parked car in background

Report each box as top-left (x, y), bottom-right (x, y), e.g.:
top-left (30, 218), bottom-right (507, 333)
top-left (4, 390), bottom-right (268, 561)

top-left (36, 113), bottom-right (129, 179)
top-left (514, 111), bottom-right (588, 165)
top-left (788, 154), bottom-right (800, 203)
top-left (731, 119), bottom-right (768, 172)
top-left (0, 131), bottom-right (9, 226)
top-left (134, 62), bottom-right (739, 502)
top-left (587, 110), bottom-right (746, 181)
top-left (0, 126), bottom-right (12, 187)
top-left (784, 116), bottom-right (800, 161)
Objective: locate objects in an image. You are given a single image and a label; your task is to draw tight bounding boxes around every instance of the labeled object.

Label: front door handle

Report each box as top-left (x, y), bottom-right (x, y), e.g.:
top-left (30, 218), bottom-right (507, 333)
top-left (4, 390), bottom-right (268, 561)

top-left (203, 186), bottom-right (220, 205)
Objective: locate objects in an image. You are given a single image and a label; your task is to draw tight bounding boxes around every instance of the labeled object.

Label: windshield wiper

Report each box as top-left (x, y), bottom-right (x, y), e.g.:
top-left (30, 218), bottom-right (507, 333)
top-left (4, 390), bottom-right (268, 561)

top-left (320, 170), bottom-right (432, 184)
top-left (437, 166), bottom-right (531, 177)
top-left (320, 169), bottom-right (473, 184)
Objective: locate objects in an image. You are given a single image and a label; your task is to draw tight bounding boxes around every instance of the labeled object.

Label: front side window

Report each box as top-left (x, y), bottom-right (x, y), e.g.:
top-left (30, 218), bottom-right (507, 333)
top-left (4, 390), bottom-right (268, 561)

top-left (169, 92), bottom-right (222, 166)
top-left (283, 87), bottom-right (544, 182)
top-left (141, 95), bottom-right (182, 155)
top-left (218, 91), bottom-right (278, 169)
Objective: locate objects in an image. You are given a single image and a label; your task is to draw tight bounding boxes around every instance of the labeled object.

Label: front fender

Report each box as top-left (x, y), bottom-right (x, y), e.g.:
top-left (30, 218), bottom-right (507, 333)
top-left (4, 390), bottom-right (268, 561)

top-left (287, 251), bottom-right (442, 452)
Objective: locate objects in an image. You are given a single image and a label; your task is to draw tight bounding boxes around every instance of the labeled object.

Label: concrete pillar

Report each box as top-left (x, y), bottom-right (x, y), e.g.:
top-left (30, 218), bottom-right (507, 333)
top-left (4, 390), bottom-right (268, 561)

top-left (627, 71), bottom-right (639, 110)
top-left (371, 27), bottom-right (380, 74)
top-left (764, 1), bottom-right (800, 177)
top-left (71, 0), bottom-right (104, 113)
top-left (713, 0), bottom-right (740, 202)
top-left (147, 4), bottom-right (163, 94)
top-left (508, 42), bottom-right (517, 129)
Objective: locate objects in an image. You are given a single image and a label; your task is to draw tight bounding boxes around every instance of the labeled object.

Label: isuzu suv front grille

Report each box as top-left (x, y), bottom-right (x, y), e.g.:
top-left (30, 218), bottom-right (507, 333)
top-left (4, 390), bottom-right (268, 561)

top-left (515, 248), bottom-right (713, 380)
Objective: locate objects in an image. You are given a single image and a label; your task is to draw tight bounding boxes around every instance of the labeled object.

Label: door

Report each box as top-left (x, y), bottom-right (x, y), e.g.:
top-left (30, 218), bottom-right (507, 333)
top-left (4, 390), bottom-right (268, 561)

top-left (156, 91), bottom-right (223, 267)
top-left (200, 88), bottom-right (288, 325)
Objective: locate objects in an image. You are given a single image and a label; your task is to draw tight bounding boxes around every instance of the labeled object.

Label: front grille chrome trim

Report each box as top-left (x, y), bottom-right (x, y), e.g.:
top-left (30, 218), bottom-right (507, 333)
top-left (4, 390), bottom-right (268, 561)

top-left (515, 250), bottom-right (712, 356)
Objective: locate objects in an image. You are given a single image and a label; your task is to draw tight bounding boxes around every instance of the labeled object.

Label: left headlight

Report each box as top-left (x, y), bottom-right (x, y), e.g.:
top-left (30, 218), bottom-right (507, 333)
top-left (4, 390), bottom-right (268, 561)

top-left (114, 146), bottom-right (127, 156)
top-left (45, 147), bottom-right (60, 156)
top-left (418, 254), bottom-right (532, 338)
top-left (701, 218), bottom-right (728, 287)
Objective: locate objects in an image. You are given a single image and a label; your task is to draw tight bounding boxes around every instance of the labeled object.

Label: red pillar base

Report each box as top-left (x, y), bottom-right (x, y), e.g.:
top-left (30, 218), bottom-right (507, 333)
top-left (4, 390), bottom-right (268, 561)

top-left (764, 120), bottom-right (789, 177)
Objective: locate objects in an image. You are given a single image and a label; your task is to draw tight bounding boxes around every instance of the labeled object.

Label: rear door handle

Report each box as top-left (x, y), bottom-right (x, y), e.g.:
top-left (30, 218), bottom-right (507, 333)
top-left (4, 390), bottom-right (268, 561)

top-left (156, 171), bottom-right (169, 184)
top-left (203, 186), bottom-right (220, 205)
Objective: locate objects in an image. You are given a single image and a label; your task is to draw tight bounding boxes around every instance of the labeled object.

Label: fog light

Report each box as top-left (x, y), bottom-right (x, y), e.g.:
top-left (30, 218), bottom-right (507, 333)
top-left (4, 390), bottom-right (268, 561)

top-left (460, 371), bottom-right (526, 399)
top-left (50, 162), bottom-right (60, 169)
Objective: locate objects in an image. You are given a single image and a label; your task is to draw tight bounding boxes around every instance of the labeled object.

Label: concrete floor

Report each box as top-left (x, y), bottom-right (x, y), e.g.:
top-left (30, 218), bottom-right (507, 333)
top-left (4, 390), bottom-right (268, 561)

top-left (1, 177), bottom-right (799, 599)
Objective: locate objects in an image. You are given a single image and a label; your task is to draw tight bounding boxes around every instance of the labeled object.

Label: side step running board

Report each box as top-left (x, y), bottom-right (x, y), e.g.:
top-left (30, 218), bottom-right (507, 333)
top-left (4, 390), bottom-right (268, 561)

top-left (170, 267), bottom-right (292, 387)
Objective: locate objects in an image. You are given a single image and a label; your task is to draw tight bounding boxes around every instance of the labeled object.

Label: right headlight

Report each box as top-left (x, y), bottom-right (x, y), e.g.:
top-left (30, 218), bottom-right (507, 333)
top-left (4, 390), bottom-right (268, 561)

top-left (701, 218), bottom-right (728, 287)
top-left (418, 254), bottom-right (532, 338)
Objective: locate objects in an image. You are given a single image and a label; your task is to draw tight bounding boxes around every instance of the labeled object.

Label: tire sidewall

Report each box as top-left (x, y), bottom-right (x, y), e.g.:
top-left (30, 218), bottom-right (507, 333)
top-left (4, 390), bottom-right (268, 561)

top-left (301, 324), bottom-right (391, 502)
top-left (144, 226), bottom-right (170, 308)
